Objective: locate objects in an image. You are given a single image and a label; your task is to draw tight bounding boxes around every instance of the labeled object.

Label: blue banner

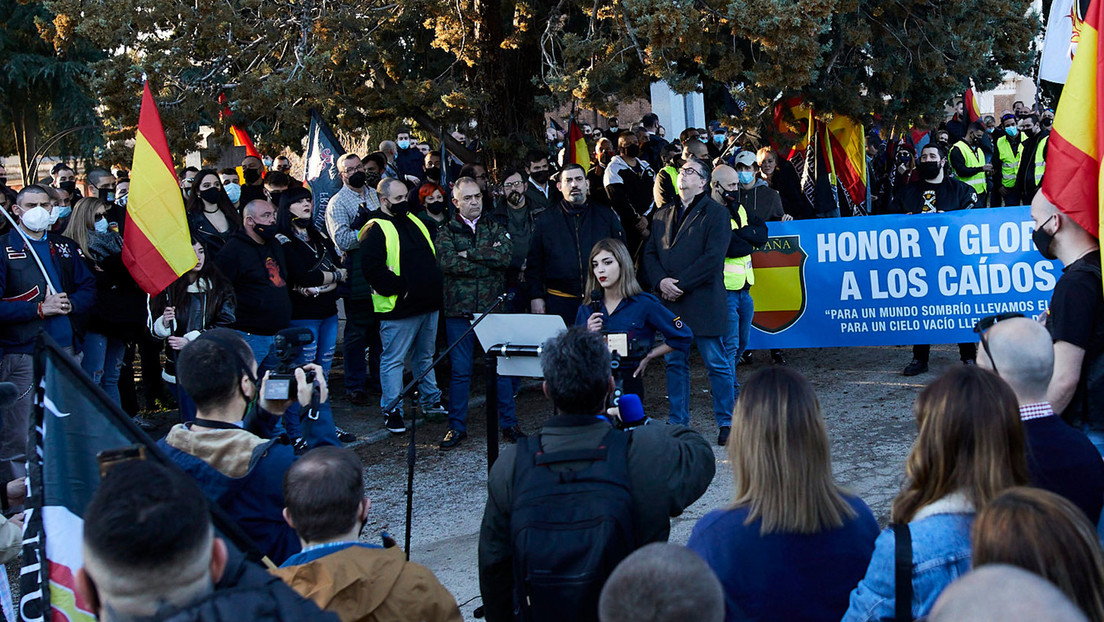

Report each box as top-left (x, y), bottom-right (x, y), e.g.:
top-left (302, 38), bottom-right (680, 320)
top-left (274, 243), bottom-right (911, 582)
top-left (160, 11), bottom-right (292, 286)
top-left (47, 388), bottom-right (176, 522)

top-left (304, 109), bottom-right (346, 233)
top-left (746, 206), bottom-right (1060, 349)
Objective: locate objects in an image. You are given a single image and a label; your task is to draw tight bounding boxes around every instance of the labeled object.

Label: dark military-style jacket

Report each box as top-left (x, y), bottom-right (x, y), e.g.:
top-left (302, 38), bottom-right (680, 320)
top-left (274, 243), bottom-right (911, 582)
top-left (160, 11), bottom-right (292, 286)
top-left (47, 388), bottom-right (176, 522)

top-left (437, 215), bottom-right (512, 318)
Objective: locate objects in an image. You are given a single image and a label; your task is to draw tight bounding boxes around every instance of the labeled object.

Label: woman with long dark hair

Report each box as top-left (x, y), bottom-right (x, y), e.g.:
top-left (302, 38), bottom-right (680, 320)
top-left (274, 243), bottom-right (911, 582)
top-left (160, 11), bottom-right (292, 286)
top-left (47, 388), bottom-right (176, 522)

top-left (843, 366), bottom-right (1030, 621)
top-left (688, 367), bottom-right (878, 621)
top-left (148, 239), bottom-right (236, 421)
top-left (64, 197), bottom-right (145, 408)
top-left (275, 187), bottom-right (353, 443)
top-left (186, 169), bottom-right (241, 255)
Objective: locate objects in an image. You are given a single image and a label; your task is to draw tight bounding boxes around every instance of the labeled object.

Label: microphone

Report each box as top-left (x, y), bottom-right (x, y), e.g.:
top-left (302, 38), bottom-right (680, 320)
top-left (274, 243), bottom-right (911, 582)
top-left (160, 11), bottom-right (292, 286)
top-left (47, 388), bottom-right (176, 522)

top-left (0, 383), bottom-right (19, 409)
top-left (618, 394), bottom-right (646, 426)
top-left (590, 289), bottom-right (603, 313)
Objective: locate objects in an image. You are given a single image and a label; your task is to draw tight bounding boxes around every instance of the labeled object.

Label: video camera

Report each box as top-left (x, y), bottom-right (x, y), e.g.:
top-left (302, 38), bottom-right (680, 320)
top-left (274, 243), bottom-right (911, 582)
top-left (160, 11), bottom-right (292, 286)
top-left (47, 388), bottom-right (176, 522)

top-left (262, 327), bottom-right (317, 401)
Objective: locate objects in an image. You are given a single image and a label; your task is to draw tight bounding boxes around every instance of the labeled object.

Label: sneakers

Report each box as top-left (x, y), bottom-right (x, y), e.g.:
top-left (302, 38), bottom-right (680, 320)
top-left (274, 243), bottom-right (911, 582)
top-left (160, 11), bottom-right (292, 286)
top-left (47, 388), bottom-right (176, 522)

top-left (717, 426), bottom-right (731, 447)
top-left (770, 350), bottom-right (787, 366)
top-left (739, 351), bottom-right (753, 366)
top-left (384, 411), bottom-right (407, 434)
top-left (335, 426), bottom-right (357, 443)
top-left (439, 428), bottom-right (467, 449)
top-left (501, 426), bottom-right (528, 443)
top-left (422, 402), bottom-right (447, 423)
top-left (902, 359), bottom-right (929, 376)
top-left (963, 358), bottom-right (977, 366)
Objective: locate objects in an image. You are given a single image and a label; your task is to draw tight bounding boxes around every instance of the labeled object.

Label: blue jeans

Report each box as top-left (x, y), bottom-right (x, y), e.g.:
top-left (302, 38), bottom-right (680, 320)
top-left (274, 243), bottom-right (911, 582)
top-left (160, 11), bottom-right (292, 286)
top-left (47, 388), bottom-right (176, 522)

top-left (283, 315), bottom-right (339, 437)
top-left (343, 313), bottom-right (367, 393)
top-left (379, 312), bottom-right (442, 417)
top-left (445, 318), bottom-right (518, 432)
top-left (665, 335), bottom-right (734, 429)
top-left (723, 289), bottom-right (754, 401)
top-left (237, 331), bottom-right (279, 375)
top-left (81, 333), bottom-right (126, 406)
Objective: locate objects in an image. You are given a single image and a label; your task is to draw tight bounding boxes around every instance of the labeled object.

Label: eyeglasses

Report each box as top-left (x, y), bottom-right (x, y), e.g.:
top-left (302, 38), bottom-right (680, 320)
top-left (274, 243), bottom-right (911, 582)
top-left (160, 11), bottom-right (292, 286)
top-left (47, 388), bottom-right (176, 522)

top-left (503, 181), bottom-right (526, 189)
top-left (94, 213), bottom-right (106, 221)
top-left (678, 166), bottom-right (703, 178)
top-left (973, 312), bottom-right (1025, 375)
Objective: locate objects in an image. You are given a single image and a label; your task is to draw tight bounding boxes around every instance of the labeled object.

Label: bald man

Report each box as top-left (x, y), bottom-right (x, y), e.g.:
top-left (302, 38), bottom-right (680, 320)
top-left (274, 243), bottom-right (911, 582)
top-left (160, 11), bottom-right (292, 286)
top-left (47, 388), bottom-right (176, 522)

top-left (930, 565), bottom-right (1088, 622)
top-left (977, 315), bottom-right (1104, 523)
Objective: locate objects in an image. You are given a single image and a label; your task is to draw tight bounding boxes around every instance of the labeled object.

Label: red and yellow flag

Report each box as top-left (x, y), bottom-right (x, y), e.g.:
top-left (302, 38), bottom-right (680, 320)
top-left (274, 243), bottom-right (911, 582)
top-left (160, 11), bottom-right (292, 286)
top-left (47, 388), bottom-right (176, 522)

top-left (122, 82), bottom-right (198, 295)
top-left (963, 85), bottom-right (982, 123)
top-left (566, 116), bottom-right (590, 171)
top-left (219, 93), bottom-right (263, 183)
top-left (1042, 0), bottom-right (1103, 239)
top-left (822, 116), bottom-right (867, 207)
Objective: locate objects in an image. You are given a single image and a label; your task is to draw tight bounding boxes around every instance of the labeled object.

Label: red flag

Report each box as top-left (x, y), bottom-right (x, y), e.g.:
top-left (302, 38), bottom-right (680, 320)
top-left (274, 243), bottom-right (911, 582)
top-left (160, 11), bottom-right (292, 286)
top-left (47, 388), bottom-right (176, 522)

top-left (122, 82), bottom-right (198, 294)
top-left (219, 93), bottom-right (263, 183)
top-left (963, 86), bottom-right (982, 123)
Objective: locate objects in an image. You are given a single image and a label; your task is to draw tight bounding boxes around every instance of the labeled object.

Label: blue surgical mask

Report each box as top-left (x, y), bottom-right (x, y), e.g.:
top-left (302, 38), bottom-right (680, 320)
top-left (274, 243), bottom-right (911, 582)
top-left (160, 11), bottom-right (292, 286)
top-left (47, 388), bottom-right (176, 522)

top-left (94, 217), bottom-right (109, 233)
top-left (224, 183), bottom-right (241, 204)
top-left (397, 139), bottom-right (411, 150)
top-left (713, 134), bottom-right (725, 145)
top-left (53, 205), bottom-right (71, 220)
top-left (738, 171), bottom-right (755, 185)
top-left (1005, 126), bottom-right (1019, 138)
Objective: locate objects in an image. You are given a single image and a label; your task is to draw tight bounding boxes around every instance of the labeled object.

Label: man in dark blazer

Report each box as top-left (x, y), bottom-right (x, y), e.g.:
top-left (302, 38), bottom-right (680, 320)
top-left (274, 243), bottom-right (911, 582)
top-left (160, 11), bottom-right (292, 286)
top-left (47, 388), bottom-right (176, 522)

top-left (642, 157), bottom-right (734, 445)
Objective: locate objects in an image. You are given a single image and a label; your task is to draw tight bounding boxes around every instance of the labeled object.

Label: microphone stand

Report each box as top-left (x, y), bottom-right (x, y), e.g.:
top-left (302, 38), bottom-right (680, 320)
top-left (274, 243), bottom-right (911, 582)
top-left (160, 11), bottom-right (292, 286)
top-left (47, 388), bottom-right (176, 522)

top-left (387, 291), bottom-right (512, 561)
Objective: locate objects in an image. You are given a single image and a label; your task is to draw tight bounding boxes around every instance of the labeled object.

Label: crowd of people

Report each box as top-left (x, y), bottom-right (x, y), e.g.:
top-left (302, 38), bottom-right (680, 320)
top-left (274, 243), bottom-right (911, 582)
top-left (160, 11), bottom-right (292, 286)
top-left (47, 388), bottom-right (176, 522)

top-left (0, 97), bottom-right (1099, 622)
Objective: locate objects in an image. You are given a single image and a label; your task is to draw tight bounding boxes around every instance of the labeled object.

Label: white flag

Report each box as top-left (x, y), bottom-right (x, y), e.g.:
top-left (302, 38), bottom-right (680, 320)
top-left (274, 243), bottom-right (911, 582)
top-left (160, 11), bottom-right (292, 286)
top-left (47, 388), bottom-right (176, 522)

top-left (1040, 0), bottom-right (1076, 83)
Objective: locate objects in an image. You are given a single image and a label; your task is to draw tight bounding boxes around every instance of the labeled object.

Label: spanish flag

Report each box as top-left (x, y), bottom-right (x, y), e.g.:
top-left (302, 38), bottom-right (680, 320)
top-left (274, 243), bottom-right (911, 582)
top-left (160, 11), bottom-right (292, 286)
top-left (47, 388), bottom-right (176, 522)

top-left (822, 116), bottom-right (867, 207)
top-left (1042, 0), bottom-right (1103, 239)
top-left (963, 84), bottom-right (982, 123)
top-left (219, 93), bottom-right (263, 183)
top-left (565, 115), bottom-right (590, 172)
top-left (122, 82), bottom-right (198, 295)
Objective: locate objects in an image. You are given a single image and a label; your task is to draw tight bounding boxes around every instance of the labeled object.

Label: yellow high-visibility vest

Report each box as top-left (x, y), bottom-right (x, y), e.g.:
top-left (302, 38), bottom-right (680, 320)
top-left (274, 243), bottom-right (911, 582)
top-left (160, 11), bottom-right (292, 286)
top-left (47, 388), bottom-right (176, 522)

top-left (724, 204), bottom-right (754, 291)
top-left (951, 141), bottom-right (987, 194)
top-left (360, 215), bottom-right (435, 313)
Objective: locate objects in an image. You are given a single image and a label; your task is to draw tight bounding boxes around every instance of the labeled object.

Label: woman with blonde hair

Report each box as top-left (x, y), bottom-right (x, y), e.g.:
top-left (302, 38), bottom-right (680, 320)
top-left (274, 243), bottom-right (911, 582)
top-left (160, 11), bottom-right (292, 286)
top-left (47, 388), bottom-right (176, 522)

top-left (687, 366), bottom-right (878, 621)
top-left (973, 487), bottom-right (1104, 622)
top-left (574, 238), bottom-right (691, 398)
top-left (844, 366), bottom-right (1030, 621)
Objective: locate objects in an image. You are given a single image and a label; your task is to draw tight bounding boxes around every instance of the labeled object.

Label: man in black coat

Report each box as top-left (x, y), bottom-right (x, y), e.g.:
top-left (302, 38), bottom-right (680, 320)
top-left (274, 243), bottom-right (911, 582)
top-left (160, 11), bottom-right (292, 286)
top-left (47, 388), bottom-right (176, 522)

top-left (642, 157), bottom-right (733, 445)
top-left (888, 145), bottom-right (978, 376)
top-left (526, 164), bottom-right (625, 326)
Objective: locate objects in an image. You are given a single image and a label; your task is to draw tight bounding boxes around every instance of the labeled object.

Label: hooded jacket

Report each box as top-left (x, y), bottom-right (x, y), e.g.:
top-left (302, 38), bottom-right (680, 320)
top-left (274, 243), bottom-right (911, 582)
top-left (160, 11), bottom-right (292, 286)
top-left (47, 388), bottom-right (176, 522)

top-left (273, 543), bottom-right (462, 622)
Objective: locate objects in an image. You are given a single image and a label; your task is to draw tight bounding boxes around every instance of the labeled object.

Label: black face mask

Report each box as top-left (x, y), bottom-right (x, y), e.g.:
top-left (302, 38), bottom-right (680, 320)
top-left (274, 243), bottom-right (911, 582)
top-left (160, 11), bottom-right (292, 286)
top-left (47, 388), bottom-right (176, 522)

top-left (269, 191), bottom-right (283, 207)
top-left (59, 181), bottom-right (77, 194)
top-left (598, 152), bottom-right (613, 166)
top-left (530, 170), bottom-right (550, 185)
top-left (199, 187), bottom-right (222, 204)
top-left (722, 189), bottom-right (741, 204)
top-left (291, 216), bottom-right (312, 228)
top-left (1041, 118), bottom-right (1053, 129)
top-left (621, 144), bottom-right (640, 159)
top-left (917, 161), bottom-right (941, 181)
top-left (98, 187), bottom-right (115, 203)
top-left (243, 168), bottom-right (262, 185)
top-left (388, 200), bottom-right (408, 216)
top-left (506, 191), bottom-right (524, 205)
top-left (1032, 216), bottom-right (1058, 260)
top-left (253, 221), bottom-right (278, 242)
top-left (365, 172), bottom-right (382, 189)
top-left (424, 200), bottom-right (445, 215)
top-left (348, 171), bottom-right (367, 189)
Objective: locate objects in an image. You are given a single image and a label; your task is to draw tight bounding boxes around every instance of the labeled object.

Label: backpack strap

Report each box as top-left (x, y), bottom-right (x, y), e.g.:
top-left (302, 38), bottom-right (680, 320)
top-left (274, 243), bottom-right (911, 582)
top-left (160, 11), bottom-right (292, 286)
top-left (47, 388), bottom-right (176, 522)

top-left (893, 523), bottom-right (913, 622)
top-left (535, 447), bottom-right (608, 465)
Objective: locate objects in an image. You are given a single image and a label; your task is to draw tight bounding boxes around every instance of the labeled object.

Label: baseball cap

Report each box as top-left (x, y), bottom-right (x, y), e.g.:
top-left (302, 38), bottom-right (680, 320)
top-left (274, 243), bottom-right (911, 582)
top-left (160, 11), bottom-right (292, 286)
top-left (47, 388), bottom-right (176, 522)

top-left (733, 150), bottom-right (757, 167)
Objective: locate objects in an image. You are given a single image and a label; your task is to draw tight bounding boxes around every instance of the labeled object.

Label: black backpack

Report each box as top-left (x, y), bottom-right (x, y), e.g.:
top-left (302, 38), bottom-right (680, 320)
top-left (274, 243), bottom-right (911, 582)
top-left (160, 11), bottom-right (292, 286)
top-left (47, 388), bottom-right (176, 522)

top-left (509, 428), bottom-right (635, 622)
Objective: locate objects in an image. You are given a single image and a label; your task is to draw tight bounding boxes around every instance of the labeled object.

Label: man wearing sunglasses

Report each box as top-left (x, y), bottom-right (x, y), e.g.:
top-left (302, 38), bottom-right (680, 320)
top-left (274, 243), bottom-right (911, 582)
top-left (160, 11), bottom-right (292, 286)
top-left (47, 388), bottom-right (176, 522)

top-left (642, 157), bottom-right (734, 446)
top-left (1031, 192), bottom-right (1104, 453)
top-left (975, 314), bottom-right (1104, 523)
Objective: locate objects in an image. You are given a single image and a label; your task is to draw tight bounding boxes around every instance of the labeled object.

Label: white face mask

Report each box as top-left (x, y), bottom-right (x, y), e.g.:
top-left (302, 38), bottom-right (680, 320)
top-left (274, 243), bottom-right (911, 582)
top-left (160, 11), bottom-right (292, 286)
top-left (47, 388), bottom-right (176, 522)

top-left (20, 206), bottom-right (53, 232)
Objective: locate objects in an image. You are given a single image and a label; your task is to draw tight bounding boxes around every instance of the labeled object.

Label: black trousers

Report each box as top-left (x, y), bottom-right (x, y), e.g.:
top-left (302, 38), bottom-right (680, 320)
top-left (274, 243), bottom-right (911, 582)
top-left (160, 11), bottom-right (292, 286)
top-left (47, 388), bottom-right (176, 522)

top-left (913, 343), bottom-right (977, 363)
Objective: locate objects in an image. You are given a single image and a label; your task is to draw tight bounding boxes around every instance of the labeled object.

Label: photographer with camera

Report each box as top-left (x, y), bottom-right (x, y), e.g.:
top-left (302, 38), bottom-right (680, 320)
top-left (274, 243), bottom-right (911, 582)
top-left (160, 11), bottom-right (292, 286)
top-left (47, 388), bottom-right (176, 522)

top-left (575, 239), bottom-right (691, 400)
top-left (158, 328), bottom-right (339, 565)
